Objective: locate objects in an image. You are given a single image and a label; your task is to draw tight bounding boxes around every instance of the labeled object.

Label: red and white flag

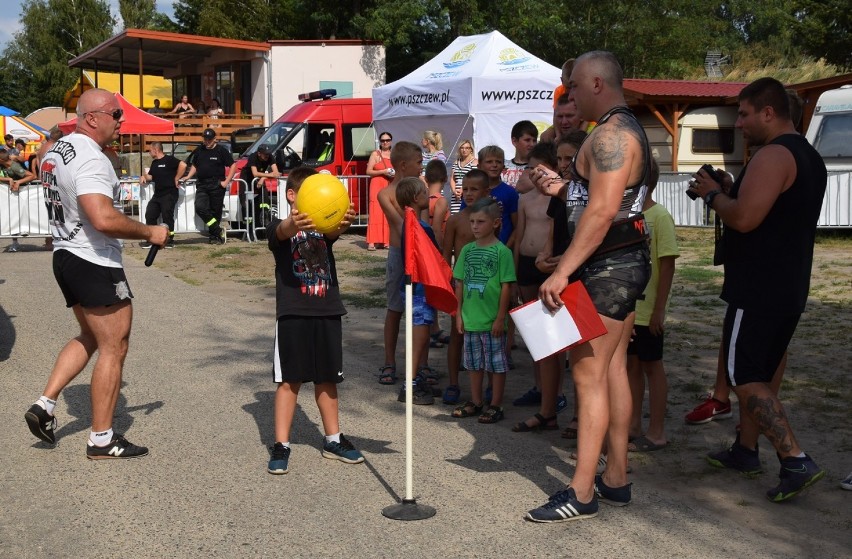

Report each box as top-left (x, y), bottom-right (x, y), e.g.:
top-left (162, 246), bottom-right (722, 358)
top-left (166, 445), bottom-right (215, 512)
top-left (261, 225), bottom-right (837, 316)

top-left (403, 207), bottom-right (457, 315)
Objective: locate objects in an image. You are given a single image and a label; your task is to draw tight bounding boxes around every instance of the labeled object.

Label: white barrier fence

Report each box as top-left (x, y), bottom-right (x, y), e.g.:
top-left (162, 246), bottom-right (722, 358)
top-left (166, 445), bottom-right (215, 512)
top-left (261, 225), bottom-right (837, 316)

top-left (3, 172), bottom-right (851, 241)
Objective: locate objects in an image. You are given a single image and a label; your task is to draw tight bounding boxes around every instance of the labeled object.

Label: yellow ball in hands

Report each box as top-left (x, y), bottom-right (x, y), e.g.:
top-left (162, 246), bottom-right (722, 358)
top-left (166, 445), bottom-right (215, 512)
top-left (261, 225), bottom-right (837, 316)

top-left (295, 173), bottom-right (350, 234)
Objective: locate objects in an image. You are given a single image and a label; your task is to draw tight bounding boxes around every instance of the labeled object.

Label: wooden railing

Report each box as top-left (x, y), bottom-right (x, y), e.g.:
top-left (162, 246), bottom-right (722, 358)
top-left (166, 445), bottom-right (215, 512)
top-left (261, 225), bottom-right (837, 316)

top-left (122, 113), bottom-right (265, 152)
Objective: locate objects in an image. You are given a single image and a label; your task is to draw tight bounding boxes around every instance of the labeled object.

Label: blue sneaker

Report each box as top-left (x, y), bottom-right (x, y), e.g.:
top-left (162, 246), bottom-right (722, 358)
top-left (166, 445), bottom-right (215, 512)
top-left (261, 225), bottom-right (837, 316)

top-left (442, 384), bottom-right (461, 405)
top-left (524, 488), bottom-right (598, 523)
top-left (594, 474), bottom-right (631, 506)
top-left (706, 436), bottom-right (762, 475)
top-left (555, 393), bottom-right (568, 414)
top-left (322, 434), bottom-right (365, 464)
top-left (268, 443), bottom-right (290, 474)
top-left (513, 387), bottom-right (541, 406)
top-left (766, 455), bottom-right (824, 502)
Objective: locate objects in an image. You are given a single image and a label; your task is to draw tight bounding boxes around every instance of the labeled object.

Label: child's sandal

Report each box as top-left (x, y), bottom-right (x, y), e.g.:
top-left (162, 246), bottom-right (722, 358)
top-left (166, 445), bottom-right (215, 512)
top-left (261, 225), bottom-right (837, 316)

top-left (452, 401), bottom-right (483, 418)
top-left (377, 365), bottom-right (397, 385)
top-left (419, 366), bottom-right (439, 385)
top-left (478, 405), bottom-right (505, 424)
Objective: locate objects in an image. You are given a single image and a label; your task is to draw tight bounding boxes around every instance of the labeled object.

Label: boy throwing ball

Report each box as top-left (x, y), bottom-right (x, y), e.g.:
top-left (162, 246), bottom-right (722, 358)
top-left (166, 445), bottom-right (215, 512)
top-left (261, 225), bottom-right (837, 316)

top-left (265, 166), bottom-right (364, 474)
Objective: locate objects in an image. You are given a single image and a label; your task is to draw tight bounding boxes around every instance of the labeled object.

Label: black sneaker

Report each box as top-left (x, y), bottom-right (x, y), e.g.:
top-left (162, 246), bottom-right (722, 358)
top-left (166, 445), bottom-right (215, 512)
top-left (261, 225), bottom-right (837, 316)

top-left (165, 238), bottom-right (175, 249)
top-left (766, 455), bottom-right (825, 502)
top-left (397, 382), bottom-right (435, 405)
top-left (25, 403), bottom-right (57, 444)
top-left (140, 241), bottom-right (152, 249)
top-left (594, 474), bottom-right (632, 506)
top-left (321, 434), bottom-right (365, 464)
top-left (706, 437), bottom-right (762, 475)
top-left (524, 488), bottom-right (598, 523)
top-left (267, 443), bottom-right (291, 474)
top-left (86, 433), bottom-right (148, 460)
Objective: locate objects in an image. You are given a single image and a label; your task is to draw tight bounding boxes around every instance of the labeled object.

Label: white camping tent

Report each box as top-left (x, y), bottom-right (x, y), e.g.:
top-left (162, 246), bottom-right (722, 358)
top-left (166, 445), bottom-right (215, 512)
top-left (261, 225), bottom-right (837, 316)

top-left (372, 31), bottom-right (561, 161)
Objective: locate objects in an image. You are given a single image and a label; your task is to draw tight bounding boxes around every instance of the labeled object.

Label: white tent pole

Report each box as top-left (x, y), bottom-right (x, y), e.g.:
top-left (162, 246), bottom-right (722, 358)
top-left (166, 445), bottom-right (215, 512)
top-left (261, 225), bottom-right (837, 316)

top-left (404, 280), bottom-right (414, 500)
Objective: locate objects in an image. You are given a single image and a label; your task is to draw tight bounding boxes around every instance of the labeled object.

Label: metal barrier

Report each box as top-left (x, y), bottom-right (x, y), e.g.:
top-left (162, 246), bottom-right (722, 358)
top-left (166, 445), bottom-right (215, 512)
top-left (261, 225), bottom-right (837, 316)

top-left (4, 172), bottom-right (850, 245)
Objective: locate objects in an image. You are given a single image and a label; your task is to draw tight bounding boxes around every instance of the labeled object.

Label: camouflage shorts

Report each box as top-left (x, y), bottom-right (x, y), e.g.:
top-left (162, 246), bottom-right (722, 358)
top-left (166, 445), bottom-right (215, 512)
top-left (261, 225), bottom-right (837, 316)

top-left (579, 246), bottom-right (651, 321)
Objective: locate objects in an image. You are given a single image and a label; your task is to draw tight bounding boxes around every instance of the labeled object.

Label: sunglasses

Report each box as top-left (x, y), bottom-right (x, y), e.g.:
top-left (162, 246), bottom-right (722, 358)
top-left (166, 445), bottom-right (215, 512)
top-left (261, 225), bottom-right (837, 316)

top-left (87, 109), bottom-right (124, 121)
top-left (379, 138), bottom-right (392, 142)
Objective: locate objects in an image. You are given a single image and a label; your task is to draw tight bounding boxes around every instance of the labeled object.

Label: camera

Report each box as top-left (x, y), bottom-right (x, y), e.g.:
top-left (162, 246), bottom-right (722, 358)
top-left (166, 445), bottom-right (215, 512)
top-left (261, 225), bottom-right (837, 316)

top-left (686, 164), bottom-right (724, 200)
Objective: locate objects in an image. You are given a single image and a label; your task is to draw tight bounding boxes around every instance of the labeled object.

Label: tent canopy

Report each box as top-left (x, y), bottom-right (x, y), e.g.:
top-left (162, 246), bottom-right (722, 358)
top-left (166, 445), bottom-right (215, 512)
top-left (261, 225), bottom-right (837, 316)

top-left (372, 31), bottom-right (560, 159)
top-left (1, 115), bottom-right (45, 142)
top-left (58, 93), bottom-right (174, 135)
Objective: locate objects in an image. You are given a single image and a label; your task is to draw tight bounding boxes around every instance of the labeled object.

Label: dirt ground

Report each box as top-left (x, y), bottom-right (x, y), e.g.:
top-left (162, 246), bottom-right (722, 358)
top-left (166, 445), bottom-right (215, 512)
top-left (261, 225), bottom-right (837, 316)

top-left (121, 227), bottom-right (852, 549)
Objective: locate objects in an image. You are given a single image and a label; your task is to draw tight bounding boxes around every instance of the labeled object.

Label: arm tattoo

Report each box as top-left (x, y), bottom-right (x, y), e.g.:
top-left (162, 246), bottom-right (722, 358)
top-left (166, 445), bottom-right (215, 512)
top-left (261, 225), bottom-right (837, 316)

top-left (590, 114), bottom-right (646, 174)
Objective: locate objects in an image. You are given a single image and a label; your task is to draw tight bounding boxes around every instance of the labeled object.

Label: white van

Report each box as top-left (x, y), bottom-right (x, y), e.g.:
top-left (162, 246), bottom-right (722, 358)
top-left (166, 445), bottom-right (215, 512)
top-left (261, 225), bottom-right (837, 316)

top-left (641, 106), bottom-right (744, 175)
top-left (806, 85), bottom-right (852, 171)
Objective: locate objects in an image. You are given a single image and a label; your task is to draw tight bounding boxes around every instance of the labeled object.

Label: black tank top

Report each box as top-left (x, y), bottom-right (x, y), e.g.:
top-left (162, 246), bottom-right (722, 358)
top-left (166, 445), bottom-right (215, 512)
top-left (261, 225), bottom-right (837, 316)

top-left (720, 134), bottom-right (827, 314)
top-left (569, 106), bottom-right (651, 255)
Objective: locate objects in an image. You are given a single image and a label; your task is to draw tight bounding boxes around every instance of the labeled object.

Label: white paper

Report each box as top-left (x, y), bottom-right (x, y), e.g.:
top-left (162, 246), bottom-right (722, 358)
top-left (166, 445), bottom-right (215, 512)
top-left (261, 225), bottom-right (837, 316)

top-left (510, 299), bottom-right (581, 361)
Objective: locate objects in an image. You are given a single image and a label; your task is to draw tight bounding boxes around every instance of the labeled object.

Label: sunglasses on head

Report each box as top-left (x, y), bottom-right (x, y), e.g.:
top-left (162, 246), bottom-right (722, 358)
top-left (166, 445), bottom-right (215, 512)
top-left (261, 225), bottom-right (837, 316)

top-left (87, 109), bottom-right (124, 121)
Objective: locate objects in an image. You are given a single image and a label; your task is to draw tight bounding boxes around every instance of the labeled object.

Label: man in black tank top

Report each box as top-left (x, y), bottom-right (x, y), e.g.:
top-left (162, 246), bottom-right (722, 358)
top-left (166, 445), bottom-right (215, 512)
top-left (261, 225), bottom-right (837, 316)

top-left (689, 77), bottom-right (827, 502)
top-left (525, 51), bottom-right (651, 523)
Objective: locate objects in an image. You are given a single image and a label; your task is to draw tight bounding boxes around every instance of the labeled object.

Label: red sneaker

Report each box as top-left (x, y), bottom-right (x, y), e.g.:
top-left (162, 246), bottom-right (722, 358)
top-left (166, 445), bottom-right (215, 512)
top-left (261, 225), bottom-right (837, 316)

top-left (685, 396), bottom-right (733, 424)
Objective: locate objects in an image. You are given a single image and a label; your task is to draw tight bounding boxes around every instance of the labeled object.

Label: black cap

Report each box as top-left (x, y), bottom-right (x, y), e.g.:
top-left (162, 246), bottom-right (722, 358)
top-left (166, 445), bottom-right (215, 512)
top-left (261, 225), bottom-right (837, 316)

top-left (258, 144), bottom-right (272, 155)
top-left (202, 128), bottom-right (216, 140)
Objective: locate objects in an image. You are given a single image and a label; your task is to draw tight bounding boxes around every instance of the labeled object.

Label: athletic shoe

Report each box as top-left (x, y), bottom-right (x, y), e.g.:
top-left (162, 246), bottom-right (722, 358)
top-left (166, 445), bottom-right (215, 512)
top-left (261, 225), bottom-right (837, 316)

top-left (267, 443), bottom-right (290, 474)
top-left (706, 438), bottom-right (762, 475)
top-left (24, 403), bottom-right (57, 444)
top-left (524, 488), bottom-right (598, 523)
top-left (321, 434), bottom-right (365, 464)
top-left (165, 238), bottom-right (175, 249)
top-left (442, 384), bottom-right (461, 405)
top-left (140, 241), bottom-right (152, 249)
top-left (594, 474), bottom-right (631, 506)
top-left (766, 455), bottom-right (824, 502)
top-left (555, 393), bottom-right (568, 414)
top-left (840, 472), bottom-right (852, 491)
top-left (685, 396), bottom-right (732, 424)
top-left (513, 386), bottom-right (541, 406)
top-left (86, 433), bottom-right (148, 460)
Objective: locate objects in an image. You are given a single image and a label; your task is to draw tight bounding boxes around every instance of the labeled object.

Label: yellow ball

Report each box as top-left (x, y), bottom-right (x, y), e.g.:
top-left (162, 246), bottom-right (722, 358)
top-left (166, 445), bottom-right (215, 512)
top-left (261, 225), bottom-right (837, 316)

top-left (295, 173), bottom-right (350, 234)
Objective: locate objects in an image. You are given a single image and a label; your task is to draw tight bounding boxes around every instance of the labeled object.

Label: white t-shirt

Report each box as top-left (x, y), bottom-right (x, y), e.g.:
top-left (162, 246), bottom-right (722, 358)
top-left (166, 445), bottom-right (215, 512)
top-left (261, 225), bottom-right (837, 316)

top-left (40, 133), bottom-right (123, 267)
top-left (502, 159), bottom-right (526, 188)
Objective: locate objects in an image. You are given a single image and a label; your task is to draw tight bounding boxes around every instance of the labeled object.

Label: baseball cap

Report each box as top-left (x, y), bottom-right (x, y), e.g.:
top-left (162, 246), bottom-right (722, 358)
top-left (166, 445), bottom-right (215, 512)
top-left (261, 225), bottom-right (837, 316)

top-left (258, 144), bottom-right (271, 155)
top-left (202, 128), bottom-right (216, 140)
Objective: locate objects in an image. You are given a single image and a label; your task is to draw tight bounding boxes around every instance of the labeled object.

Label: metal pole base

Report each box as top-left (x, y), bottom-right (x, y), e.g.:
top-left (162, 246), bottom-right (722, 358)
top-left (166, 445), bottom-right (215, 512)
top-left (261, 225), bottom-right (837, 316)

top-left (382, 499), bottom-right (436, 521)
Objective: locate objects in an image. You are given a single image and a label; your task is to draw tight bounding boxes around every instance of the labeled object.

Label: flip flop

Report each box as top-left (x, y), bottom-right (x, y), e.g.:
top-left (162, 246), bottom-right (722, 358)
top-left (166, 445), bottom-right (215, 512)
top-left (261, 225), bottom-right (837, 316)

top-left (628, 435), bottom-right (667, 452)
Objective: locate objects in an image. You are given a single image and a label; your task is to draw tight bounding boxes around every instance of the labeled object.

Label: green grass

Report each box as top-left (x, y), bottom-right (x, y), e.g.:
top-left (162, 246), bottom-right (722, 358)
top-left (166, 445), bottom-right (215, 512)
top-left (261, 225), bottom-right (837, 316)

top-left (676, 266), bottom-right (723, 283)
top-left (236, 278), bottom-right (273, 286)
top-left (173, 272), bottom-right (202, 286)
top-left (209, 247), bottom-right (244, 258)
top-left (214, 261), bottom-right (243, 269)
top-left (176, 245), bottom-right (203, 251)
top-left (335, 251), bottom-right (387, 265)
top-left (349, 266), bottom-right (387, 278)
top-left (342, 289), bottom-right (386, 308)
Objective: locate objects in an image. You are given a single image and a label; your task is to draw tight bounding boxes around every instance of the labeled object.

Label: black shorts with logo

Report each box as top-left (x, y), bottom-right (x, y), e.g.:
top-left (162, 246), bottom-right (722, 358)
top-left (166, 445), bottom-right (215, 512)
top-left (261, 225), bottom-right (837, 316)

top-left (722, 306), bottom-right (799, 386)
top-left (53, 249), bottom-right (133, 308)
top-left (273, 316), bottom-right (343, 384)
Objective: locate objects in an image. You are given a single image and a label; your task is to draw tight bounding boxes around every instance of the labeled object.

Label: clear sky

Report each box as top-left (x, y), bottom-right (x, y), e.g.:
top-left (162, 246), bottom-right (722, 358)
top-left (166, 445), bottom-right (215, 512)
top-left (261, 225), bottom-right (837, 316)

top-left (0, 1), bottom-right (177, 46)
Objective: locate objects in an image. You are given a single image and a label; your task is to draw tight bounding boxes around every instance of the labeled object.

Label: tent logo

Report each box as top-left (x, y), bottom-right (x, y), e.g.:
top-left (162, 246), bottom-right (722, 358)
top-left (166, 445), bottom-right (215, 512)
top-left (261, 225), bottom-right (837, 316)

top-left (497, 48), bottom-right (531, 66)
top-left (443, 43), bottom-right (476, 69)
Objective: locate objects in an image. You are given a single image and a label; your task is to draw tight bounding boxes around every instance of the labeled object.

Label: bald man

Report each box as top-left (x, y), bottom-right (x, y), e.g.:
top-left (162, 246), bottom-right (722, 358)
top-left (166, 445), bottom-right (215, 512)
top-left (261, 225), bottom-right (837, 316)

top-left (25, 88), bottom-right (169, 459)
top-left (526, 51), bottom-right (652, 522)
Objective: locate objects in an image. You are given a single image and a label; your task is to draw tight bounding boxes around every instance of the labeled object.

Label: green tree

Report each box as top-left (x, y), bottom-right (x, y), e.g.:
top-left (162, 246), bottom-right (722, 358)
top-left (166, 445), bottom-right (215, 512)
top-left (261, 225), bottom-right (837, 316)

top-left (119, 0), bottom-right (155, 30)
top-left (0, 0), bottom-right (114, 114)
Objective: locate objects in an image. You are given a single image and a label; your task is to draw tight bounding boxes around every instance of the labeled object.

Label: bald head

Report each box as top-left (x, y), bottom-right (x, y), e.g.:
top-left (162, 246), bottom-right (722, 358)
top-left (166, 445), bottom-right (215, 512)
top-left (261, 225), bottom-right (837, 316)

top-left (77, 88), bottom-right (117, 116)
top-left (574, 51), bottom-right (623, 90)
top-left (76, 88), bottom-right (123, 147)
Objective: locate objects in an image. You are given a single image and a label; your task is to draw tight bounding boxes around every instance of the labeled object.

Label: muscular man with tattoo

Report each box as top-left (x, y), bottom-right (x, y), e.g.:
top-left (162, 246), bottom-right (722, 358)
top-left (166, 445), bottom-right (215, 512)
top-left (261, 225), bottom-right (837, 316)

top-left (525, 51), bottom-right (652, 522)
top-left (689, 77), bottom-right (827, 502)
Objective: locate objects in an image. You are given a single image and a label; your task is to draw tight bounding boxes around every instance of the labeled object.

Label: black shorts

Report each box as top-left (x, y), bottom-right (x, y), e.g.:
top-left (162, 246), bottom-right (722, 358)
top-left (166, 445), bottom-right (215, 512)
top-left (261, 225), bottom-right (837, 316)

top-left (273, 316), bottom-right (343, 384)
top-left (516, 255), bottom-right (549, 287)
top-left (53, 249), bottom-right (134, 308)
top-left (627, 324), bottom-right (663, 361)
top-left (578, 245), bottom-right (650, 321)
top-left (722, 306), bottom-right (799, 386)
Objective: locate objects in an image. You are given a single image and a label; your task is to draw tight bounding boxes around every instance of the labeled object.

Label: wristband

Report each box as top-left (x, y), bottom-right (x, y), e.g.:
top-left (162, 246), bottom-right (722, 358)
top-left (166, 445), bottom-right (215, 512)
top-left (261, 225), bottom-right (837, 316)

top-left (704, 189), bottom-right (722, 208)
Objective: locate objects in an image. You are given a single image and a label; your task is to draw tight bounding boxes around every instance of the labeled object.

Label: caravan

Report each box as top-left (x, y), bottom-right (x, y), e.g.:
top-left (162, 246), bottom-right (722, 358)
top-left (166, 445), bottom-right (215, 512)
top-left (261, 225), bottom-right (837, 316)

top-left (641, 106), bottom-right (744, 175)
top-left (806, 85), bottom-right (852, 171)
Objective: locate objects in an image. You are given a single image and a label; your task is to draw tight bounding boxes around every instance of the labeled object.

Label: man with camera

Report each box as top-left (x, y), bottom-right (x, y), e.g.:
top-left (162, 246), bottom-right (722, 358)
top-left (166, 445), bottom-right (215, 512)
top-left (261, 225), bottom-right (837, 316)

top-left (688, 77), bottom-right (827, 502)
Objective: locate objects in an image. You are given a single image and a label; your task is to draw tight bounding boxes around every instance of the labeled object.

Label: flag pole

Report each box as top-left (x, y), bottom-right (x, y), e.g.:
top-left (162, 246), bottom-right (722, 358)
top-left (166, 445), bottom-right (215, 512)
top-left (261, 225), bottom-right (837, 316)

top-left (382, 222), bottom-right (436, 521)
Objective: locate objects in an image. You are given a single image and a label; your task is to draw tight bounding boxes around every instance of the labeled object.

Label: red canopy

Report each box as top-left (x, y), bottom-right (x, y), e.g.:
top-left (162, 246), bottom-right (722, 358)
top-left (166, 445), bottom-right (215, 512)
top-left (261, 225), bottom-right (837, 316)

top-left (58, 93), bottom-right (174, 135)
